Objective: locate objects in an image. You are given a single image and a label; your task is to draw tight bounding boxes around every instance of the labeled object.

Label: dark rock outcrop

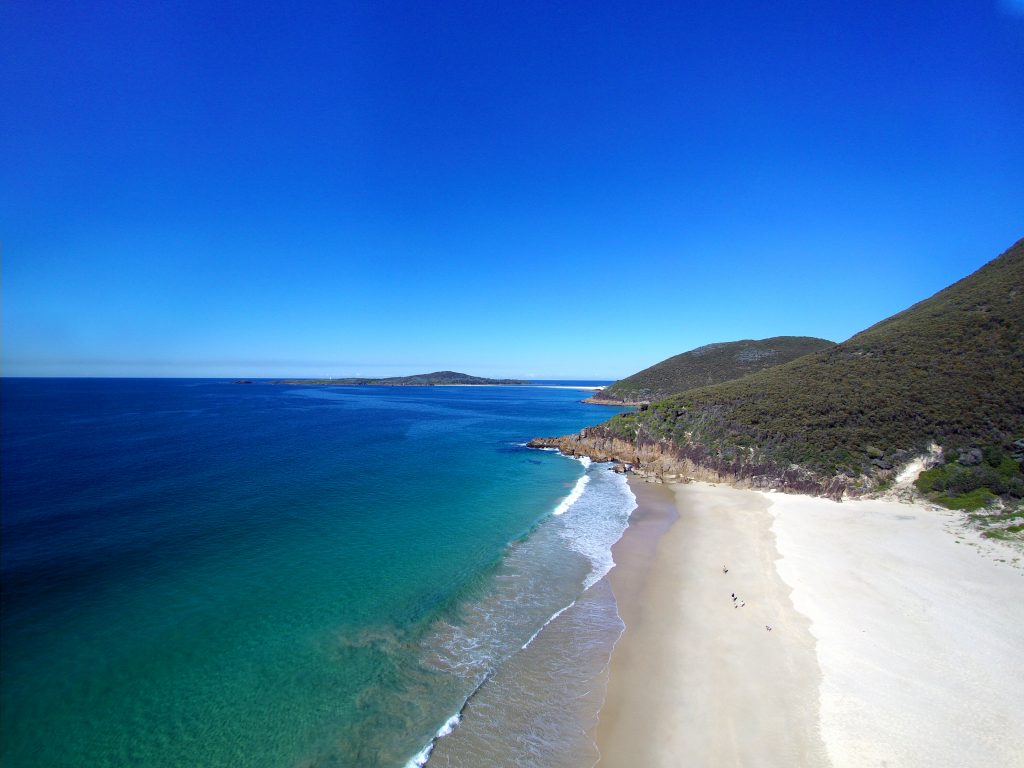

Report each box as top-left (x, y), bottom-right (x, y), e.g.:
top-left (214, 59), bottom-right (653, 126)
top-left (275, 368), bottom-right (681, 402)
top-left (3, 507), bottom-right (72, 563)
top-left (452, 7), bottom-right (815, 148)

top-left (957, 447), bottom-right (984, 466)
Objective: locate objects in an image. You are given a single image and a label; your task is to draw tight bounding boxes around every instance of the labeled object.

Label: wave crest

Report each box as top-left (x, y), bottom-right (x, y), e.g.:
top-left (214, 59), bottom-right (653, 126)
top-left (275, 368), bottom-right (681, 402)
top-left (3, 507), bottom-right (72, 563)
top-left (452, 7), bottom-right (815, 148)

top-left (553, 474), bottom-right (590, 516)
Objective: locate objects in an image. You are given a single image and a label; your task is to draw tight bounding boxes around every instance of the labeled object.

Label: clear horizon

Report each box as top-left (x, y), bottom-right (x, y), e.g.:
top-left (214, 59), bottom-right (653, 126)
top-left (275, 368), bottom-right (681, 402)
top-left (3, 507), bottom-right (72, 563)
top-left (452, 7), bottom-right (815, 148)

top-left (3, 1), bottom-right (1022, 379)
top-left (0, 373), bottom-right (618, 381)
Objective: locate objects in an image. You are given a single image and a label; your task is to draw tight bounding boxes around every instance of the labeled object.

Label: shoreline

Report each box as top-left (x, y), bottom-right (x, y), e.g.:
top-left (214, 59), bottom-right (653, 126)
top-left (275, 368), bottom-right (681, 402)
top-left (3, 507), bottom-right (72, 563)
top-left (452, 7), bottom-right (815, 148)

top-left (595, 479), bottom-right (827, 766)
top-left (586, 481), bottom-right (678, 760)
top-left (266, 382), bottom-right (607, 391)
top-left (419, 456), bottom-right (634, 768)
top-left (594, 478), bottom-right (1024, 767)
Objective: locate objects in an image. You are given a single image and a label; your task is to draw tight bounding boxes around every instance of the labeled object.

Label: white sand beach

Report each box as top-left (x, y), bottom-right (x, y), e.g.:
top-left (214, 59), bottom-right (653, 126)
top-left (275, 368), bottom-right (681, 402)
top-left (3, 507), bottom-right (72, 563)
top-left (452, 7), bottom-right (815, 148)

top-left (595, 479), bottom-right (1024, 767)
top-left (768, 491), bottom-right (1024, 768)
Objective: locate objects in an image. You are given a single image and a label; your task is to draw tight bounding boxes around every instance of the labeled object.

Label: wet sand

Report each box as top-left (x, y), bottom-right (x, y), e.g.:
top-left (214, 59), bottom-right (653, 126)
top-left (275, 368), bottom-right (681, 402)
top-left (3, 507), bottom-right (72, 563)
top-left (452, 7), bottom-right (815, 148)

top-left (595, 480), bottom-right (828, 767)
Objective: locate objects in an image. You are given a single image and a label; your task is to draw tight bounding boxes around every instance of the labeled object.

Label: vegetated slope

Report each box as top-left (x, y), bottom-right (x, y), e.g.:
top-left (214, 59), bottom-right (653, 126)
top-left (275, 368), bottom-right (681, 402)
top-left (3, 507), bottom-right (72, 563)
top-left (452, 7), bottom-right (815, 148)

top-left (272, 371), bottom-right (529, 386)
top-left (604, 238), bottom-right (1024, 506)
top-left (591, 337), bottom-right (835, 404)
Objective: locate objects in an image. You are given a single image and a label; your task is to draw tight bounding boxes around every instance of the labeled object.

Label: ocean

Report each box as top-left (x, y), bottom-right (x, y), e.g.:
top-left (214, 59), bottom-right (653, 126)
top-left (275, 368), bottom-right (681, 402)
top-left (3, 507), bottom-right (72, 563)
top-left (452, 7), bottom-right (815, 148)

top-left (0, 378), bottom-right (633, 768)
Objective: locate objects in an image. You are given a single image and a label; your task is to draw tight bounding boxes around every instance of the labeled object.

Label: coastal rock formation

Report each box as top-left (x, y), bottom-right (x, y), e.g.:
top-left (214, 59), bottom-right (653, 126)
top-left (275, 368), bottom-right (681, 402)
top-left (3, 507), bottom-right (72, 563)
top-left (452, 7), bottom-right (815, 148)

top-left (570, 238), bottom-right (1024, 512)
top-left (529, 425), bottom-right (852, 500)
top-left (581, 395), bottom-right (650, 406)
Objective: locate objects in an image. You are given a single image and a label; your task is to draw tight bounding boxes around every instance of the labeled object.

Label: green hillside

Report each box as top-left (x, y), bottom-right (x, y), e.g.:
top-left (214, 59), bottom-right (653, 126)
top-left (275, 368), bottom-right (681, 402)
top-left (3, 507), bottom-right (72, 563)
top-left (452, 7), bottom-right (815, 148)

top-left (605, 238), bottom-right (1024, 508)
top-left (591, 336), bottom-right (835, 404)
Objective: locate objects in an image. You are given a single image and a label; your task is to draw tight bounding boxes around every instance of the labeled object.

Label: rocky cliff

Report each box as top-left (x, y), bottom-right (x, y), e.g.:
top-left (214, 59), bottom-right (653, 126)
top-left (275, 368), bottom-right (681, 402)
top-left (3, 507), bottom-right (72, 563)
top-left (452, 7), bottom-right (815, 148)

top-left (528, 425), bottom-right (853, 500)
top-left (580, 395), bottom-right (648, 406)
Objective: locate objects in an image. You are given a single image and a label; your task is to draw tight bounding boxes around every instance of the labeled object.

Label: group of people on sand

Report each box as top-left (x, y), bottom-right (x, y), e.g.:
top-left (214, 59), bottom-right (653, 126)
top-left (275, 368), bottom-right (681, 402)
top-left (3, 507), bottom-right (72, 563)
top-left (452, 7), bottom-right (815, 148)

top-left (723, 565), bottom-right (771, 631)
top-left (724, 566), bottom-right (747, 607)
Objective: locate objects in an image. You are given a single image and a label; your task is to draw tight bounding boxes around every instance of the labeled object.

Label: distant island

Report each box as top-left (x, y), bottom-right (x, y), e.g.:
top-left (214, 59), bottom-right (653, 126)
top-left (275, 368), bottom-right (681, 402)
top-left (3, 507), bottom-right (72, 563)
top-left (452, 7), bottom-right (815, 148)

top-left (262, 371), bottom-right (531, 387)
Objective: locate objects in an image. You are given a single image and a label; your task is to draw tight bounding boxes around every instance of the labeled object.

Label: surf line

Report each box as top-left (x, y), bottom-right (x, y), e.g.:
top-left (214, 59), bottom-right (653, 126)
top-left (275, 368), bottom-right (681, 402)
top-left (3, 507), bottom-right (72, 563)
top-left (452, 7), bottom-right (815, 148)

top-left (551, 453), bottom-right (592, 516)
top-left (406, 588), bottom-right (588, 767)
top-left (404, 670), bottom-right (496, 767)
top-left (406, 450), bottom-right (602, 764)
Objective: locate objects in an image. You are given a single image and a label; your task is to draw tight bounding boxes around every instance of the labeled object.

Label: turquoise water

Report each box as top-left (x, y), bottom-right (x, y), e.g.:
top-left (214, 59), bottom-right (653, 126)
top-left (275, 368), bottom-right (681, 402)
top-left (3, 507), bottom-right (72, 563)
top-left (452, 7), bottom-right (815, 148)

top-left (1, 379), bottom-right (630, 767)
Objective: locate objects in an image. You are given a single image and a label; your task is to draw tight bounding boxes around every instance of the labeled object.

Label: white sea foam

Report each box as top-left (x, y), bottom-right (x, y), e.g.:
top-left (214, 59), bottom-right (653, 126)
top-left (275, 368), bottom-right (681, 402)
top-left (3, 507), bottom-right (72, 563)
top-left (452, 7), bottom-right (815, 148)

top-left (552, 474), bottom-right (590, 515)
top-left (558, 465), bottom-right (637, 588)
top-left (414, 451), bottom-right (637, 765)
top-left (405, 744), bottom-right (431, 767)
top-left (404, 712), bottom-right (462, 767)
top-left (521, 600), bottom-right (577, 650)
top-left (436, 711), bottom-right (461, 737)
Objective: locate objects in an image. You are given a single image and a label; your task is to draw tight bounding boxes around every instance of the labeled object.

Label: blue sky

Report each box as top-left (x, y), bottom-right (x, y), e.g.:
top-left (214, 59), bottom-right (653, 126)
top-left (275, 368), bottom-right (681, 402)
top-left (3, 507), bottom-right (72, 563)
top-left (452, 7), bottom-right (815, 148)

top-left (2, 1), bottom-right (1022, 379)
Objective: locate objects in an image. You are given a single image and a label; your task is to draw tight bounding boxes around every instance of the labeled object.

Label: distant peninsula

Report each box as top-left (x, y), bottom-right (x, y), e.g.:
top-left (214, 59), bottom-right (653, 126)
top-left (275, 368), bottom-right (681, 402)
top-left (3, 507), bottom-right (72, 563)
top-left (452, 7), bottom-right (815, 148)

top-left (264, 370), bottom-right (531, 387)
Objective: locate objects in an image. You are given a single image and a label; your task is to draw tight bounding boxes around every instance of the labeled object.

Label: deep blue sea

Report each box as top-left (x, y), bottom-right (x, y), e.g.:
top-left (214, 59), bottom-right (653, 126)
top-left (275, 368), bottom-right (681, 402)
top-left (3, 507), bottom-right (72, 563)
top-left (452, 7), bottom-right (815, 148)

top-left (1, 379), bottom-right (632, 768)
